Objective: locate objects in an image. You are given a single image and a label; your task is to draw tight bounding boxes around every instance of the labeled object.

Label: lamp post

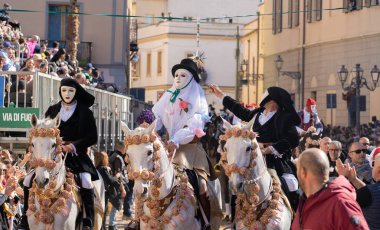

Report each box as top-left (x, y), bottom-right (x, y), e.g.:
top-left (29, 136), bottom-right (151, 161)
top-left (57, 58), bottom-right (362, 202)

top-left (274, 55), bottom-right (302, 109)
top-left (240, 59), bottom-right (263, 103)
top-left (337, 64), bottom-right (380, 135)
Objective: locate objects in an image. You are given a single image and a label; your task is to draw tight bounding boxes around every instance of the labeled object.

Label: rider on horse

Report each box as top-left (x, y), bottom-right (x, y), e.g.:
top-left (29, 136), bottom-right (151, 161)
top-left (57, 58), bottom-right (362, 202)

top-left (209, 85), bottom-right (301, 211)
top-left (152, 58), bottom-right (217, 228)
top-left (19, 78), bottom-right (98, 230)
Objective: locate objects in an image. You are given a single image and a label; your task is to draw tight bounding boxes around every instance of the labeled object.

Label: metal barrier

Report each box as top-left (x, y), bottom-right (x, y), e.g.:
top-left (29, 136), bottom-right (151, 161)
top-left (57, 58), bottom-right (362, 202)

top-left (0, 71), bottom-right (149, 152)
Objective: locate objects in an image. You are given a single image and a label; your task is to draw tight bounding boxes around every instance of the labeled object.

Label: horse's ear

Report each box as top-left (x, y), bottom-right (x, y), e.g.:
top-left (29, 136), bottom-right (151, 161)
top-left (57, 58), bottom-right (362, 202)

top-left (53, 113), bottom-right (61, 128)
top-left (121, 121), bottom-right (131, 135)
top-left (145, 120), bottom-right (157, 134)
top-left (222, 118), bottom-right (232, 130)
top-left (244, 116), bottom-right (255, 131)
top-left (31, 114), bottom-right (38, 127)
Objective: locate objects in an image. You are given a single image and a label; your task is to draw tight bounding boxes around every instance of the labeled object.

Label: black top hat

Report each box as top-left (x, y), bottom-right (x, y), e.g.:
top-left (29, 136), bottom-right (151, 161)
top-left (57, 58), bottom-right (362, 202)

top-left (59, 78), bottom-right (95, 107)
top-left (171, 58), bottom-right (200, 83)
top-left (260, 86), bottom-right (300, 125)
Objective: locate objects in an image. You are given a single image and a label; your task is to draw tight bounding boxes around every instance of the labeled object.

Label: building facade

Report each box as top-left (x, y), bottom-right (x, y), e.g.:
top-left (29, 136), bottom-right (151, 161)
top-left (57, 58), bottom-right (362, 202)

top-left (258, 0), bottom-right (380, 126)
top-left (130, 0), bottom-right (260, 109)
top-left (9, 0), bottom-right (129, 92)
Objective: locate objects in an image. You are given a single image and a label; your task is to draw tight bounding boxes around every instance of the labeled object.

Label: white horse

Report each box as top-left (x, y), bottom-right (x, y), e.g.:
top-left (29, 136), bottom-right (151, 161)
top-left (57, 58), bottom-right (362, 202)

top-left (27, 114), bottom-right (104, 230)
top-left (121, 120), bottom-right (200, 230)
top-left (219, 118), bottom-right (292, 230)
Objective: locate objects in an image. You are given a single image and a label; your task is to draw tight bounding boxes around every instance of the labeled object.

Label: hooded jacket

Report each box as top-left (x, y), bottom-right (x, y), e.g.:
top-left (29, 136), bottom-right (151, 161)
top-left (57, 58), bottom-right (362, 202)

top-left (292, 176), bottom-right (369, 230)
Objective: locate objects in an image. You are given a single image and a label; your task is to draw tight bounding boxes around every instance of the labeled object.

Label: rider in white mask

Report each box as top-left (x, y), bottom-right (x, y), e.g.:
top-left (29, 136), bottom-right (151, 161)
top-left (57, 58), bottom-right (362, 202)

top-left (20, 78), bottom-right (98, 230)
top-left (153, 58), bottom-right (217, 228)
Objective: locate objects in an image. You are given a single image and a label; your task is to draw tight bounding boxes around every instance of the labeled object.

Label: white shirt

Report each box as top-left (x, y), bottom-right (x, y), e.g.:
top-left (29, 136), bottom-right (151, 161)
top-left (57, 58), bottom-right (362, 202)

top-left (60, 101), bottom-right (77, 122)
top-left (302, 108), bottom-right (311, 124)
top-left (258, 110), bottom-right (276, 125)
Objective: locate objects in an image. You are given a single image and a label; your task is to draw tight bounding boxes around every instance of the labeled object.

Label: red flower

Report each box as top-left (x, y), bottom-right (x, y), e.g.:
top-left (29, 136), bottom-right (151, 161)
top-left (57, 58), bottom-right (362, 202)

top-left (178, 98), bottom-right (189, 114)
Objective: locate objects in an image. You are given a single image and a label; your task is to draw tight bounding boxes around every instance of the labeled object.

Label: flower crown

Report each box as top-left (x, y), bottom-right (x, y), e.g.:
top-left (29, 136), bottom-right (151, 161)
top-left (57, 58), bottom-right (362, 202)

top-left (124, 133), bottom-right (157, 145)
top-left (29, 128), bottom-right (60, 138)
top-left (219, 127), bottom-right (257, 141)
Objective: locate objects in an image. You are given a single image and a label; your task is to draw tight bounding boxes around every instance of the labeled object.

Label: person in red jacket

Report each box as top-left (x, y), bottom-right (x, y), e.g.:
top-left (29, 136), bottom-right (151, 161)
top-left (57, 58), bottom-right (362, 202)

top-left (292, 148), bottom-right (369, 230)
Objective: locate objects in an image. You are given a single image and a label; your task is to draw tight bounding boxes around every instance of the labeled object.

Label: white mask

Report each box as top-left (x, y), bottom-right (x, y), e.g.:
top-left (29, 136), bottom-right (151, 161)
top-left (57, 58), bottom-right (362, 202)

top-left (310, 105), bottom-right (317, 113)
top-left (173, 69), bottom-right (193, 89)
top-left (60, 86), bottom-right (76, 104)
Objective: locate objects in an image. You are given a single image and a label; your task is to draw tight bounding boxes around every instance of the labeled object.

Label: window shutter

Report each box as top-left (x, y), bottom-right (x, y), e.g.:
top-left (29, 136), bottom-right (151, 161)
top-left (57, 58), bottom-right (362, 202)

top-left (294, 0), bottom-right (300, 26)
top-left (316, 0), bottom-right (322, 21)
top-left (357, 0), bottom-right (363, 9)
top-left (307, 0), bottom-right (312, 23)
top-left (273, 0), bottom-right (277, 34)
top-left (343, 0), bottom-right (349, 13)
top-left (276, 0), bottom-right (283, 33)
top-left (288, 0), bottom-right (293, 28)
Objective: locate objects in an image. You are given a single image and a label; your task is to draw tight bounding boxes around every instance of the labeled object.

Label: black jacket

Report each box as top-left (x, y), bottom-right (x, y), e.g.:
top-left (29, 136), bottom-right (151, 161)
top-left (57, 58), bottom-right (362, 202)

top-left (97, 166), bottom-right (122, 210)
top-left (45, 102), bottom-right (99, 180)
top-left (223, 96), bottom-right (299, 176)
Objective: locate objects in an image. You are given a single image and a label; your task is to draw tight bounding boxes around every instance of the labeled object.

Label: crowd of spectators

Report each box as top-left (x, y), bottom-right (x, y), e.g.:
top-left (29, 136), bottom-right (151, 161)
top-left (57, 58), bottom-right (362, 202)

top-left (322, 119), bottom-right (380, 152)
top-left (0, 3), bottom-right (117, 109)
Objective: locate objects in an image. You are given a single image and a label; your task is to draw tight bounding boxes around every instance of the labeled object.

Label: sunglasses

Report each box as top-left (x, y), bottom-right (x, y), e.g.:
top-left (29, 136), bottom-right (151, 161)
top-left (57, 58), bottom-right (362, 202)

top-left (350, 149), bottom-right (367, 154)
top-left (329, 149), bottom-right (341, 152)
top-left (362, 143), bottom-right (370, 146)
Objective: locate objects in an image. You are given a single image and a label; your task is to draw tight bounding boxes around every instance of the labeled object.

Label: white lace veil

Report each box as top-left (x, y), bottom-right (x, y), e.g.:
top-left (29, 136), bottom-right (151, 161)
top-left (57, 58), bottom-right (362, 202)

top-left (152, 74), bottom-right (208, 137)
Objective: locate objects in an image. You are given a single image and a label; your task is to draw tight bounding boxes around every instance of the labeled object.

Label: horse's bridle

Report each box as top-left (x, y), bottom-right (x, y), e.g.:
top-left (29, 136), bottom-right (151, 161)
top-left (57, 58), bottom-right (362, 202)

top-left (28, 127), bottom-right (66, 181)
top-left (219, 127), bottom-right (273, 207)
top-left (125, 134), bottom-right (176, 199)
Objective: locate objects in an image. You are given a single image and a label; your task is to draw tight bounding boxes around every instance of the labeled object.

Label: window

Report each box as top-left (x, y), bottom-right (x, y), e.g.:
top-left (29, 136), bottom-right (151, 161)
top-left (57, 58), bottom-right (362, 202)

top-left (157, 51), bottom-right (162, 75)
top-left (315, 0), bottom-right (322, 21)
top-left (147, 53), bottom-right (151, 77)
top-left (272, 0), bottom-right (283, 34)
top-left (48, 4), bottom-right (71, 45)
top-left (288, 0), bottom-right (300, 28)
top-left (144, 14), bottom-right (154, 24)
top-left (343, 0), bottom-right (363, 12)
top-left (306, 0), bottom-right (312, 23)
top-left (311, 91), bottom-right (317, 100)
top-left (306, 0), bottom-right (322, 23)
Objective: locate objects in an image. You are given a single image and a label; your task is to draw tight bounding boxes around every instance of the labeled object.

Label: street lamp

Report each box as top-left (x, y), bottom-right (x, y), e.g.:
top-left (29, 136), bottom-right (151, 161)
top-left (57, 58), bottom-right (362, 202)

top-left (240, 59), bottom-right (264, 103)
top-left (337, 63), bottom-right (380, 135)
top-left (274, 55), bottom-right (302, 109)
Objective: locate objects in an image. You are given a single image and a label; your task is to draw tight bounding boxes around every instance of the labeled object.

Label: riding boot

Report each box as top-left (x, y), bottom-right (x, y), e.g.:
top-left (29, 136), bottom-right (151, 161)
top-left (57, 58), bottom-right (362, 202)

top-left (199, 193), bottom-right (211, 230)
top-left (18, 186), bottom-right (30, 230)
top-left (80, 188), bottom-right (95, 230)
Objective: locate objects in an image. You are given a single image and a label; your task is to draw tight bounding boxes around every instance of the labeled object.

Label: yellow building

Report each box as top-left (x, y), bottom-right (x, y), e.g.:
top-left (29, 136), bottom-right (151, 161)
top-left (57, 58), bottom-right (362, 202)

top-left (258, 0), bottom-right (380, 126)
top-left (240, 17), bottom-right (265, 105)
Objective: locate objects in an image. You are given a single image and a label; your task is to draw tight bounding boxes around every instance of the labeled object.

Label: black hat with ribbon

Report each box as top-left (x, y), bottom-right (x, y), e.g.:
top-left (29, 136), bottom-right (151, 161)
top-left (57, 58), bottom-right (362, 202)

top-left (59, 78), bottom-right (95, 107)
top-left (259, 86), bottom-right (300, 126)
top-left (171, 58), bottom-right (200, 83)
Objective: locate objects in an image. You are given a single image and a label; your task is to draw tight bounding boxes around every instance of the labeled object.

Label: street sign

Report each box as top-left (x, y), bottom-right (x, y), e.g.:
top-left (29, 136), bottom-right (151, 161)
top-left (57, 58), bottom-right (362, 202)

top-left (326, 94), bottom-right (336, 108)
top-left (0, 108), bottom-right (40, 128)
top-left (349, 95), bottom-right (366, 112)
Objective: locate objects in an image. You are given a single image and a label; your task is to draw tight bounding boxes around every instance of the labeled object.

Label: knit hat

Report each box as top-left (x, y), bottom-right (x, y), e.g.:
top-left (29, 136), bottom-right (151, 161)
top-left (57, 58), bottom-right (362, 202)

top-left (306, 98), bottom-right (317, 106)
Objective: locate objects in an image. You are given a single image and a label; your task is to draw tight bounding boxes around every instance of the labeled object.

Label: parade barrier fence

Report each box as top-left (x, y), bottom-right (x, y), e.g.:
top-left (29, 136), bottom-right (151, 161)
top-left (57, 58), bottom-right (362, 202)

top-left (0, 71), bottom-right (150, 153)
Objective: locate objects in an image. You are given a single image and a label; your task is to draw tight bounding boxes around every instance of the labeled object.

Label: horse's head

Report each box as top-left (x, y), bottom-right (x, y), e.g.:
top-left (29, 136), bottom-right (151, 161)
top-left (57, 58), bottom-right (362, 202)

top-left (29, 114), bottom-right (61, 188)
top-left (220, 118), bottom-right (262, 193)
top-left (121, 120), bottom-right (161, 199)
